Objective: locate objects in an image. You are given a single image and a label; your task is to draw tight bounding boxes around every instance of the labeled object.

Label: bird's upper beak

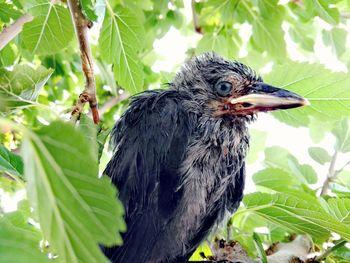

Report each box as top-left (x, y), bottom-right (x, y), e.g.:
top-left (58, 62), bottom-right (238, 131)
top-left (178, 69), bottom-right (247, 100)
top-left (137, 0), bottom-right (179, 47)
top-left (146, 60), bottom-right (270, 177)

top-left (229, 82), bottom-right (309, 115)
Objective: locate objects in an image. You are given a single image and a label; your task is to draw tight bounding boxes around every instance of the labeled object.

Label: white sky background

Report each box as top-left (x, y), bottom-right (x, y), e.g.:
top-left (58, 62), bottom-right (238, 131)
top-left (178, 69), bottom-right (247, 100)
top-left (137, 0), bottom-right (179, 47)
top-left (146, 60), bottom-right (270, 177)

top-left (1, 1), bottom-right (350, 211)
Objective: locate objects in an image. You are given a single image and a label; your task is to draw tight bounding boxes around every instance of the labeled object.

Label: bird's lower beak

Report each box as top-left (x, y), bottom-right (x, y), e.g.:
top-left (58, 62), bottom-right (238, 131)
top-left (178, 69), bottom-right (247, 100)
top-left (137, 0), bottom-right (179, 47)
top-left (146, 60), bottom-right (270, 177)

top-left (229, 83), bottom-right (309, 114)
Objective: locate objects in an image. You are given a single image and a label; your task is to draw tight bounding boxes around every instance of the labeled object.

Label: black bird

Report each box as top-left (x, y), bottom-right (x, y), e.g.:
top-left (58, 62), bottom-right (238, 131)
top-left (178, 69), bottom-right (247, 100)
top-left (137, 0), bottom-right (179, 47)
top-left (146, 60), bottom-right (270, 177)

top-left (103, 53), bottom-right (308, 263)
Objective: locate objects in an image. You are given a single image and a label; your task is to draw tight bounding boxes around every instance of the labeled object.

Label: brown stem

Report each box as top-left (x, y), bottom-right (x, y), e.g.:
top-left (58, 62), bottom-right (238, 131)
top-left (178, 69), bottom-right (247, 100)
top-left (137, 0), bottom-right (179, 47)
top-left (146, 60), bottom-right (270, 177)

top-left (320, 151), bottom-right (338, 196)
top-left (0, 14), bottom-right (33, 50)
top-left (191, 0), bottom-right (202, 34)
top-left (67, 0), bottom-right (99, 124)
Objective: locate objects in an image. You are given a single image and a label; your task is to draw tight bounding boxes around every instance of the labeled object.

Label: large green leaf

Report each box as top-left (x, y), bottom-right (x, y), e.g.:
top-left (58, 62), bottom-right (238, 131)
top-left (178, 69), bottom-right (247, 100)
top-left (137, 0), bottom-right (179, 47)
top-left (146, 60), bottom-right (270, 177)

top-left (0, 144), bottom-right (23, 177)
top-left (305, 0), bottom-right (340, 25)
top-left (265, 62), bottom-right (350, 126)
top-left (21, 1), bottom-right (74, 55)
top-left (253, 168), bottom-right (300, 192)
top-left (245, 0), bottom-right (285, 58)
top-left (242, 192), bottom-right (350, 241)
top-left (264, 146), bottom-right (317, 184)
top-left (100, 3), bottom-right (144, 94)
top-left (0, 64), bottom-right (53, 111)
top-left (328, 198), bottom-right (350, 225)
top-left (0, 213), bottom-right (49, 263)
top-left (22, 121), bottom-right (126, 262)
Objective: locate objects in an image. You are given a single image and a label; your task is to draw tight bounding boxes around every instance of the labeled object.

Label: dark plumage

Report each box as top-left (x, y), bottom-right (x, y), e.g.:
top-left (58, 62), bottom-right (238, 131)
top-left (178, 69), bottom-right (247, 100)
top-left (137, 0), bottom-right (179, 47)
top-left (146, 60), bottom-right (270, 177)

top-left (103, 53), bottom-right (308, 263)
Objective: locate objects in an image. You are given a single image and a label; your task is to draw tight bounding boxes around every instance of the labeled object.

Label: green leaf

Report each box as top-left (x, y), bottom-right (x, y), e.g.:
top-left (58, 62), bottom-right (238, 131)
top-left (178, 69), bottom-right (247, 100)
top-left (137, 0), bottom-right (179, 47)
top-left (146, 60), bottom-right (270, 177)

top-left (253, 232), bottom-right (267, 263)
top-left (0, 64), bottom-right (53, 111)
top-left (96, 60), bottom-right (118, 94)
top-left (100, 3), bottom-right (144, 94)
top-left (305, 0), bottom-right (340, 25)
top-left (196, 29), bottom-right (241, 59)
top-left (309, 117), bottom-right (334, 143)
top-left (79, 114), bottom-right (98, 159)
top-left (22, 121), bottom-right (126, 262)
top-left (247, 129), bottom-right (267, 164)
top-left (200, 0), bottom-right (240, 24)
top-left (243, 192), bottom-right (350, 241)
top-left (308, 147), bottom-right (331, 164)
top-left (250, 15), bottom-right (286, 58)
top-left (97, 128), bottom-right (110, 162)
top-left (332, 119), bottom-right (350, 153)
top-left (328, 198), bottom-right (350, 225)
top-left (323, 28), bottom-right (347, 57)
top-left (258, 0), bottom-right (283, 18)
top-left (264, 146), bottom-right (317, 184)
top-left (80, 0), bottom-right (98, 21)
top-left (0, 214), bottom-right (49, 263)
top-left (21, 2), bottom-right (74, 55)
top-left (253, 168), bottom-right (300, 192)
top-left (196, 34), bottom-right (228, 58)
top-left (0, 2), bottom-right (22, 23)
top-left (0, 144), bottom-right (23, 177)
top-left (289, 22), bottom-right (315, 52)
top-left (264, 62), bottom-right (350, 126)
top-left (0, 43), bottom-right (17, 67)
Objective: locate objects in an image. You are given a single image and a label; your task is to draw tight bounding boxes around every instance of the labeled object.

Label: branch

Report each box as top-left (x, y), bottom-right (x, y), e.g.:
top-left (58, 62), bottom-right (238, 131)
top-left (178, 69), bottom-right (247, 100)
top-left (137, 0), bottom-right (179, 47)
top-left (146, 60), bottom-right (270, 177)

top-left (191, 0), bottom-right (202, 34)
top-left (67, 0), bottom-right (99, 124)
top-left (320, 150), bottom-right (338, 196)
top-left (0, 14), bottom-right (33, 50)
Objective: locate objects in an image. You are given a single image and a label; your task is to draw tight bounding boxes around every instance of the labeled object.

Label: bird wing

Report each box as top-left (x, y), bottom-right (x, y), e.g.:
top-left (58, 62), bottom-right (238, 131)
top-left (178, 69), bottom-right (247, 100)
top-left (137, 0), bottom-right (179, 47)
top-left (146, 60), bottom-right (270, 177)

top-left (226, 163), bottom-right (246, 213)
top-left (103, 91), bottom-right (191, 262)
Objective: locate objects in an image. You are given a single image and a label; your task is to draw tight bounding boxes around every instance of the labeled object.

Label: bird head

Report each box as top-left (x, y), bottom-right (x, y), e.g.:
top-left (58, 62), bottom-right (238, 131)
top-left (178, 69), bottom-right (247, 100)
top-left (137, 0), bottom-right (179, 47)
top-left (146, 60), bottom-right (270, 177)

top-left (172, 53), bottom-right (309, 118)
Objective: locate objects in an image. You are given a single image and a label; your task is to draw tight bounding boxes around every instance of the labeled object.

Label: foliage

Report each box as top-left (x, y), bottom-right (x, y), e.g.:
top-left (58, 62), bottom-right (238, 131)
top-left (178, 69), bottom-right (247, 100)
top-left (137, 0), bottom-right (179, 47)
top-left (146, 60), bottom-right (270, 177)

top-left (1, 0), bottom-right (350, 262)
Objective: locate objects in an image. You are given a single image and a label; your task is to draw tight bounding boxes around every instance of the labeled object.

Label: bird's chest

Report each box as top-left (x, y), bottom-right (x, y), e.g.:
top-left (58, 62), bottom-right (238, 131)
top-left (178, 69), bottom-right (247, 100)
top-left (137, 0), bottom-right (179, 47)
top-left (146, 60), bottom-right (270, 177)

top-left (175, 120), bottom-right (249, 232)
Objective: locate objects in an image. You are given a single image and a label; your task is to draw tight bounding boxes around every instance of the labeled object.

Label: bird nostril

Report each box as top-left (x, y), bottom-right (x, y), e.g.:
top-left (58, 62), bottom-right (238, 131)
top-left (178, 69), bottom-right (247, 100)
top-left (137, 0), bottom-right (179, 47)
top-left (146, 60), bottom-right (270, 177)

top-left (242, 102), bottom-right (253, 108)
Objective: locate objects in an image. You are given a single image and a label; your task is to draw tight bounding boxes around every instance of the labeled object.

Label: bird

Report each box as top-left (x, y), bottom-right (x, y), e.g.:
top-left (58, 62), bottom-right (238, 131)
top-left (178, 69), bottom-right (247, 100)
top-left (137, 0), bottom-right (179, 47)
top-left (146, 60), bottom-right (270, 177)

top-left (102, 52), bottom-right (308, 263)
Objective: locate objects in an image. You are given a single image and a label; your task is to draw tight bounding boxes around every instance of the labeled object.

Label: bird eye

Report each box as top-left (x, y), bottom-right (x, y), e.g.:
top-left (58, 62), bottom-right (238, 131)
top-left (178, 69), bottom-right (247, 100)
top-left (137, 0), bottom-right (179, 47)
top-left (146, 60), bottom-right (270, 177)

top-left (215, 81), bottom-right (232, 96)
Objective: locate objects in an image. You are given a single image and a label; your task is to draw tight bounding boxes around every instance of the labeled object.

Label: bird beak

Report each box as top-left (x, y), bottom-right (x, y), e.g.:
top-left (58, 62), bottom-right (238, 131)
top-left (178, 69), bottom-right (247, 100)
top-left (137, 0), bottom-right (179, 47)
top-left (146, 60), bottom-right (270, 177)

top-left (229, 83), bottom-right (309, 114)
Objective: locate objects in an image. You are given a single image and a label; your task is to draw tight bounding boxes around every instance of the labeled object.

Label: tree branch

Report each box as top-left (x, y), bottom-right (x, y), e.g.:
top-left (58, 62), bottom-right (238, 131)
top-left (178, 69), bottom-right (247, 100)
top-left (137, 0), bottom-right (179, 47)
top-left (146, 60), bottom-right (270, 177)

top-left (191, 0), bottom-right (202, 34)
top-left (67, 0), bottom-right (99, 124)
top-left (0, 14), bottom-right (33, 50)
top-left (320, 150), bottom-right (338, 196)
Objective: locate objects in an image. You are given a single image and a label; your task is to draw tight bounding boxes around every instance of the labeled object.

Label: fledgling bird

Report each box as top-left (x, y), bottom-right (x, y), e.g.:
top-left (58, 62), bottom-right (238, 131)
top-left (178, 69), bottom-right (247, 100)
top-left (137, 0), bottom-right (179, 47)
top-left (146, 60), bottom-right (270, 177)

top-left (103, 53), bottom-right (308, 263)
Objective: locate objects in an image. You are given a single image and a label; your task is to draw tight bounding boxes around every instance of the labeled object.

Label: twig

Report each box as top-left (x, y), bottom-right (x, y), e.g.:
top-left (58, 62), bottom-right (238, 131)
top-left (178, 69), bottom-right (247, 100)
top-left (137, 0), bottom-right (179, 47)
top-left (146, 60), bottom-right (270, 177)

top-left (0, 14), bottom-right (33, 50)
top-left (67, 0), bottom-right (99, 124)
top-left (320, 150), bottom-right (338, 196)
top-left (335, 159), bottom-right (350, 176)
top-left (191, 0), bottom-right (202, 34)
